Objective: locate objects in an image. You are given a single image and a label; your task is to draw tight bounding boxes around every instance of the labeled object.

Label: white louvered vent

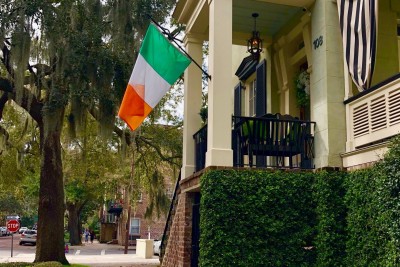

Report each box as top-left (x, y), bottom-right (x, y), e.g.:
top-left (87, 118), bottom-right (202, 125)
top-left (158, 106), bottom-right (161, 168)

top-left (388, 89), bottom-right (400, 126)
top-left (353, 103), bottom-right (369, 138)
top-left (370, 95), bottom-right (387, 132)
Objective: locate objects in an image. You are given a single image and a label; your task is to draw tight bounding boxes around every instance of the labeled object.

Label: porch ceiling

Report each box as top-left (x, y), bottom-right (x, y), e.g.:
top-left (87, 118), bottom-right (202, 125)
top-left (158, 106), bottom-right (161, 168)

top-left (173, 0), bottom-right (314, 43)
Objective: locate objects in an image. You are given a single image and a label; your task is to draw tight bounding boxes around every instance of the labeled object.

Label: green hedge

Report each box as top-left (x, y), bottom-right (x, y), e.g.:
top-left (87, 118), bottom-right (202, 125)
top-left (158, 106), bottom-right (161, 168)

top-left (200, 170), bottom-right (316, 267)
top-left (197, 138), bottom-right (400, 266)
top-left (313, 171), bottom-right (347, 267)
top-left (345, 137), bottom-right (400, 266)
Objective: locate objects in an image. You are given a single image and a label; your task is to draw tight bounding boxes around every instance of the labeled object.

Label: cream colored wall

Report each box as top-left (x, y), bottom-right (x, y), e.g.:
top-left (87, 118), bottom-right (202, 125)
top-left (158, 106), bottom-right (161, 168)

top-left (398, 38), bottom-right (400, 71)
top-left (372, 0), bottom-right (399, 85)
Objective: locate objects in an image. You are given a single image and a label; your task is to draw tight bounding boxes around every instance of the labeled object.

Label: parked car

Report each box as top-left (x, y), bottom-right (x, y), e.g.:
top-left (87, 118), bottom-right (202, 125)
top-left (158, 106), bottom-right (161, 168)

top-left (0, 227), bottom-right (10, 236)
top-left (19, 230), bottom-right (37, 245)
top-left (153, 239), bottom-right (161, 255)
top-left (19, 227), bottom-right (28, 234)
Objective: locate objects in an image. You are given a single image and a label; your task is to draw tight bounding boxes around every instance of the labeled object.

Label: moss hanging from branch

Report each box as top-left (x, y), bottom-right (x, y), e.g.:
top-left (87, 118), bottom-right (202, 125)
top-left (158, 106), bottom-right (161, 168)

top-left (10, 29), bottom-right (31, 106)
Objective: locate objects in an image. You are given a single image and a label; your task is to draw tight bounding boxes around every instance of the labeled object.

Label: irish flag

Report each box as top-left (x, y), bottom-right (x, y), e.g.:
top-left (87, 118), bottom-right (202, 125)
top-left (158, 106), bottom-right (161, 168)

top-left (118, 23), bottom-right (191, 131)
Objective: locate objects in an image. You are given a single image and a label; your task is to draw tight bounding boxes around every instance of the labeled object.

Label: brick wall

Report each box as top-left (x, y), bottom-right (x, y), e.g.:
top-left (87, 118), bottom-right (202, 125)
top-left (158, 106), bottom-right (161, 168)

top-left (162, 192), bottom-right (194, 267)
top-left (132, 193), bottom-right (167, 240)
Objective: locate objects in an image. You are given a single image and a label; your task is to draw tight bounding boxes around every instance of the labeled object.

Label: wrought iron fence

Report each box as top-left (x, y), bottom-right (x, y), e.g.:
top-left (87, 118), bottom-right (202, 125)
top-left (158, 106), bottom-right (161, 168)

top-left (193, 115), bottom-right (315, 171)
top-left (193, 124), bottom-right (208, 172)
top-left (232, 115), bottom-right (315, 169)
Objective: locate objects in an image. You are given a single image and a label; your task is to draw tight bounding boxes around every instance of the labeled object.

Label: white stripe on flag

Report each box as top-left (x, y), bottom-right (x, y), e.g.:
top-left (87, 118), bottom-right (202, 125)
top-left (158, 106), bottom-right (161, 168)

top-left (129, 54), bottom-right (172, 109)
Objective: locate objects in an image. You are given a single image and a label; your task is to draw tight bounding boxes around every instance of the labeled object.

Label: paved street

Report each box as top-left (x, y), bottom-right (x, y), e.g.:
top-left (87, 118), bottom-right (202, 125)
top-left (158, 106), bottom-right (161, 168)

top-left (0, 234), bottom-right (160, 266)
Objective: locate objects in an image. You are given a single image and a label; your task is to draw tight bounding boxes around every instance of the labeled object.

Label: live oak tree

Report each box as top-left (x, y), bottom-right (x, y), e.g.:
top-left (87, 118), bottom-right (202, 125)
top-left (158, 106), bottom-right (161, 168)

top-left (0, 0), bottom-right (176, 263)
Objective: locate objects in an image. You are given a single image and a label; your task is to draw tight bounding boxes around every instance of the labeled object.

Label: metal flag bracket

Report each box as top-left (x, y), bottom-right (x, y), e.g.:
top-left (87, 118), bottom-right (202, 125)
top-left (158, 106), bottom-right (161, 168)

top-left (146, 14), bottom-right (211, 81)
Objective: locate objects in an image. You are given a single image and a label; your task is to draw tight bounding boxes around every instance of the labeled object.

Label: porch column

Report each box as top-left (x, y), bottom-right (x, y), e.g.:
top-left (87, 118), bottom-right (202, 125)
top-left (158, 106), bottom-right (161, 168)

top-left (206, 0), bottom-right (233, 167)
top-left (181, 35), bottom-right (203, 178)
top-left (310, 0), bottom-right (346, 168)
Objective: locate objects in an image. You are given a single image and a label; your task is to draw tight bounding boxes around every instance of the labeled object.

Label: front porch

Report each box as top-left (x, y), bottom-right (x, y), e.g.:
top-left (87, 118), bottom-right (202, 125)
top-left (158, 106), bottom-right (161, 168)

top-left (177, 0), bottom-right (348, 178)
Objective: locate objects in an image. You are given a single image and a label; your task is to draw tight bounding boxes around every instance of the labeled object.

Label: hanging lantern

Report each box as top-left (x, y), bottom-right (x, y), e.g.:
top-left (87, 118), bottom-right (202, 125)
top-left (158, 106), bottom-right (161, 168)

top-left (247, 13), bottom-right (262, 58)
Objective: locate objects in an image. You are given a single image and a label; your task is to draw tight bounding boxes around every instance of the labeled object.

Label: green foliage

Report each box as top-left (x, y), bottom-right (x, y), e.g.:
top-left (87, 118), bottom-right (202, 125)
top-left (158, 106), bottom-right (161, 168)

top-left (345, 169), bottom-right (384, 266)
top-left (200, 170), bottom-right (316, 267)
top-left (313, 171), bottom-right (347, 267)
top-left (294, 70), bottom-right (310, 107)
top-left (197, 137), bottom-right (400, 266)
top-left (345, 136), bottom-right (400, 266)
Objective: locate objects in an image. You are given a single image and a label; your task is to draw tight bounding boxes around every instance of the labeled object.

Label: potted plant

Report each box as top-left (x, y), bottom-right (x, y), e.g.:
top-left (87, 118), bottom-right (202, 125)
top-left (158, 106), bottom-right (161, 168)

top-left (199, 106), bottom-right (208, 124)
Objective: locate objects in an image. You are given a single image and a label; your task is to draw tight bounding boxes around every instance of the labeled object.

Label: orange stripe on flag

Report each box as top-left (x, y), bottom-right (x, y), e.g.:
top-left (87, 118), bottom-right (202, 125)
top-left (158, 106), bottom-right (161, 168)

top-left (118, 84), bottom-right (150, 130)
top-left (121, 102), bottom-right (152, 131)
top-left (119, 84), bottom-right (145, 116)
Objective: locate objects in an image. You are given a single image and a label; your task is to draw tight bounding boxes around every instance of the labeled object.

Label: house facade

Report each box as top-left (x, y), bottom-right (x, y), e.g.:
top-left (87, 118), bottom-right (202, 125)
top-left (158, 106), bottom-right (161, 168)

top-left (161, 0), bottom-right (400, 266)
top-left (100, 180), bottom-right (175, 245)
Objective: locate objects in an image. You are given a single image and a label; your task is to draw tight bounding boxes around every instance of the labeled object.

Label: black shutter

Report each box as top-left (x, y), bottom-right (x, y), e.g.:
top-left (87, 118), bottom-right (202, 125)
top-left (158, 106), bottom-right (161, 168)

top-left (255, 60), bottom-right (266, 167)
top-left (234, 83), bottom-right (242, 116)
top-left (255, 59), bottom-right (266, 117)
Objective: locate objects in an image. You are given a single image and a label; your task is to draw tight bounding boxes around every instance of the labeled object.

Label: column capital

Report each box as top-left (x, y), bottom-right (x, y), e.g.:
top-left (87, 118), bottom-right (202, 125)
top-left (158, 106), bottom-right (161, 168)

top-left (184, 33), bottom-right (206, 46)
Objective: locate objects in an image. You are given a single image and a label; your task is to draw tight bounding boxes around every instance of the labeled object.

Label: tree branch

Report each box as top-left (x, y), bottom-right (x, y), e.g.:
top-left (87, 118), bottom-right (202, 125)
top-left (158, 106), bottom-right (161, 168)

top-left (0, 91), bottom-right (9, 120)
top-left (138, 136), bottom-right (181, 167)
top-left (88, 106), bottom-right (132, 146)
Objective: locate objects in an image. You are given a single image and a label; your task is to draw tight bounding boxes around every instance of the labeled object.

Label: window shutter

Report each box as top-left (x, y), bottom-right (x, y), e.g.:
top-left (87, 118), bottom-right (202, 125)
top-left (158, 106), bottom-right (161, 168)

top-left (234, 83), bottom-right (242, 116)
top-left (256, 59), bottom-right (266, 117)
top-left (255, 60), bottom-right (266, 167)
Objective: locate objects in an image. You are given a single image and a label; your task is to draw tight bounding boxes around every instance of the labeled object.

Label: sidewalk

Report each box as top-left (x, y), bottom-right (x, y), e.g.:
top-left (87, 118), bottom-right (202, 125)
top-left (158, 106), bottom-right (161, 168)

top-left (0, 240), bottom-right (160, 267)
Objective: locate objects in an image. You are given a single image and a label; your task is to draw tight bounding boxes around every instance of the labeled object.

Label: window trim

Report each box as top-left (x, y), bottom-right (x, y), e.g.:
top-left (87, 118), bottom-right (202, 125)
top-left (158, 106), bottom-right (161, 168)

top-left (130, 218), bottom-right (140, 235)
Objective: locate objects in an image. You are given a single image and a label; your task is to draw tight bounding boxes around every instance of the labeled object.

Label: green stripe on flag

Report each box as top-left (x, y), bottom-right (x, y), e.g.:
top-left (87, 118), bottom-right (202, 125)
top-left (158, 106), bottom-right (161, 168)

top-left (140, 24), bottom-right (191, 85)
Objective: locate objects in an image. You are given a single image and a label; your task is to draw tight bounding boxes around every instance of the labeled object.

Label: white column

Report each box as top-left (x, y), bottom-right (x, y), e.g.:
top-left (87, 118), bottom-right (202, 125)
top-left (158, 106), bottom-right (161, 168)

top-left (206, 0), bottom-right (233, 167)
top-left (311, 0), bottom-right (346, 168)
top-left (181, 35), bottom-right (203, 178)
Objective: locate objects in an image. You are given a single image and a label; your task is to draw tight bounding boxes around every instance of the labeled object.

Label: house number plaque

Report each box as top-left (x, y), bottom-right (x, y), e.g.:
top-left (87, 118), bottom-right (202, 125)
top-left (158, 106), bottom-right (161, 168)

top-left (313, 36), bottom-right (323, 50)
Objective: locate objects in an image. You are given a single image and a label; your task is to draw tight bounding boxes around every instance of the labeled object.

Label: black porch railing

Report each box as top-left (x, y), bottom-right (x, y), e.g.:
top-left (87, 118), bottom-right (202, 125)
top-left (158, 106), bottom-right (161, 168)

top-left (193, 115), bottom-right (316, 171)
top-left (193, 124), bottom-right (208, 172)
top-left (107, 201), bottom-right (123, 215)
top-left (232, 115), bottom-right (315, 169)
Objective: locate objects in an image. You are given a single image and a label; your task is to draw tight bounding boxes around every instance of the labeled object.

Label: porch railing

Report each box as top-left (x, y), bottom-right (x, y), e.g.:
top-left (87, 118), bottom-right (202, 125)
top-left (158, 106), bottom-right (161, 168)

top-left (232, 115), bottom-right (315, 169)
top-left (192, 115), bottom-right (315, 171)
top-left (193, 124), bottom-right (207, 172)
top-left (344, 73), bottom-right (400, 151)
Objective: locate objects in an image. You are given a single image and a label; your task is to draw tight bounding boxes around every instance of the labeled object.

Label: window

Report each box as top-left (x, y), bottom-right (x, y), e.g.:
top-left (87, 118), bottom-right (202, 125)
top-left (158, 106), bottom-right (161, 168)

top-left (249, 78), bottom-right (257, 117)
top-left (130, 218), bottom-right (140, 235)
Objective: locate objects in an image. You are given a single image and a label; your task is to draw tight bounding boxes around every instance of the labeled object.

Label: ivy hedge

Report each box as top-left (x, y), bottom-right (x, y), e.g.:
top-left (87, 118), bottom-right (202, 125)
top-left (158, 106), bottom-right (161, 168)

top-left (345, 138), bottom-right (400, 266)
top-left (199, 138), bottom-right (400, 267)
top-left (200, 170), bottom-right (317, 267)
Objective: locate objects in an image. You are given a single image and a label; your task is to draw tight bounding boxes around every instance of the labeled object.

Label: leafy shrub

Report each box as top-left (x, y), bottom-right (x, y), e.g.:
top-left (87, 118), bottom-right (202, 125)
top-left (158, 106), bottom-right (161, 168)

top-left (200, 169), bottom-right (316, 267)
top-left (345, 136), bottom-right (400, 266)
top-left (313, 171), bottom-right (347, 267)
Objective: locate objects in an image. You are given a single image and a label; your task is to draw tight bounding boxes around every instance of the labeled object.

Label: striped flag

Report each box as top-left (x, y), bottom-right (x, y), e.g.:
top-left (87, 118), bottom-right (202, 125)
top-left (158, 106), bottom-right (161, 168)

top-left (118, 24), bottom-right (191, 131)
top-left (337, 0), bottom-right (378, 91)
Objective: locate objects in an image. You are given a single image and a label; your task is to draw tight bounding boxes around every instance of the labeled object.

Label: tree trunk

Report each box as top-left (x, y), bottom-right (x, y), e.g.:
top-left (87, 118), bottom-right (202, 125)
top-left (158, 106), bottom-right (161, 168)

top-left (34, 110), bottom-right (68, 264)
top-left (67, 203), bottom-right (83, 246)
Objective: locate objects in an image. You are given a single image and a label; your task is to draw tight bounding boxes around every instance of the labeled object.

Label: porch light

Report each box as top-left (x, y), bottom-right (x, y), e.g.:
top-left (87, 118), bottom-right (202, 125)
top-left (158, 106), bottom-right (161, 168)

top-left (247, 13), bottom-right (262, 58)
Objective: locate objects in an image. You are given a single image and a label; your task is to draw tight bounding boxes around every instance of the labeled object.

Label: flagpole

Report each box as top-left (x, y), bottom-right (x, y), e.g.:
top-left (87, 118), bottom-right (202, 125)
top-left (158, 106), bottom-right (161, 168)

top-left (146, 14), bottom-right (212, 81)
